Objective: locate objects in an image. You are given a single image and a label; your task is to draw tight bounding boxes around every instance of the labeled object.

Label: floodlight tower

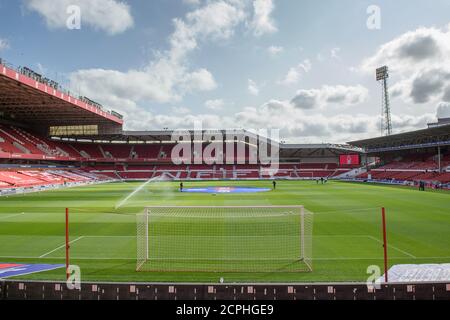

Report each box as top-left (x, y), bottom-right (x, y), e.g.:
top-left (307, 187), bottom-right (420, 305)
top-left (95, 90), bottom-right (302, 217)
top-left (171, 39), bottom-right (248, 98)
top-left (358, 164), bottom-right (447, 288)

top-left (376, 66), bottom-right (392, 136)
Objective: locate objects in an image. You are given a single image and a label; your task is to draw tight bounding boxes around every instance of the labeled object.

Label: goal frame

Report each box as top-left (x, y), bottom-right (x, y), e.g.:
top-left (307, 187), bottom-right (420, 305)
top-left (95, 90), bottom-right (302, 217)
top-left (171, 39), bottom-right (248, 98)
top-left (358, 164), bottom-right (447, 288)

top-left (137, 205), bottom-right (312, 273)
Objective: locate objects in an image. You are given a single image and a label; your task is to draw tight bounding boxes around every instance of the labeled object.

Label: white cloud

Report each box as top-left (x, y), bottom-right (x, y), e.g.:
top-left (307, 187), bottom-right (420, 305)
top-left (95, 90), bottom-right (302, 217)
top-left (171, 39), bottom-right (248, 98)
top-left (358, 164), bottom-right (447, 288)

top-left (24, 0), bottom-right (134, 35)
top-left (205, 99), bottom-right (225, 110)
top-left (290, 85), bottom-right (369, 110)
top-left (114, 90), bottom-right (430, 143)
top-left (390, 113), bottom-right (435, 130)
top-left (179, 1), bottom-right (247, 43)
top-left (58, 1), bottom-right (432, 142)
top-left (248, 79), bottom-right (260, 96)
top-left (278, 60), bottom-right (312, 86)
top-left (0, 38), bottom-right (9, 51)
top-left (182, 68), bottom-right (217, 92)
top-left (67, 0), bottom-right (281, 126)
top-left (118, 97), bottom-right (377, 142)
top-left (171, 106), bottom-right (191, 115)
top-left (361, 24), bottom-right (450, 106)
top-left (290, 89), bottom-right (319, 110)
top-left (144, 88), bottom-right (371, 139)
top-left (267, 45), bottom-right (283, 57)
top-left (361, 26), bottom-right (449, 74)
top-left (70, 0), bottom-right (249, 110)
top-left (250, 0), bottom-right (277, 36)
top-left (71, 68), bottom-right (181, 104)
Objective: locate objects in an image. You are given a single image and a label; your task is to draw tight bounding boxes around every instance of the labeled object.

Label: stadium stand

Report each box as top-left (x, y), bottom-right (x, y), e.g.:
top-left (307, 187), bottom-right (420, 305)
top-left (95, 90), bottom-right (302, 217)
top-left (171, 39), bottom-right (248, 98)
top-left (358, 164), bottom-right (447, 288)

top-left (101, 144), bottom-right (132, 159)
top-left (1, 58), bottom-right (449, 192)
top-left (0, 122), bottom-right (361, 184)
top-left (2, 116), bottom-right (449, 187)
top-left (133, 145), bottom-right (162, 159)
top-left (0, 169), bottom-right (111, 190)
top-left (350, 122), bottom-right (450, 186)
top-left (71, 143), bottom-right (104, 159)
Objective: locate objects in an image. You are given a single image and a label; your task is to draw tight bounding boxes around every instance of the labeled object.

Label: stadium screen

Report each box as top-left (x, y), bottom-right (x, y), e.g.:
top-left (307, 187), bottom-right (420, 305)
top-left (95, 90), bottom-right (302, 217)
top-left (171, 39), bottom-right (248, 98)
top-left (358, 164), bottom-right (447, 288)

top-left (339, 154), bottom-right (360, 165)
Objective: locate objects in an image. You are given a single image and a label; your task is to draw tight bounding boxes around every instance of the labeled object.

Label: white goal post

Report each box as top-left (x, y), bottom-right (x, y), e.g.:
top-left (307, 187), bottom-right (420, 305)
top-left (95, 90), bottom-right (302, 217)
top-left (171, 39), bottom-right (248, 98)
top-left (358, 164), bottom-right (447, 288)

top-left (137, 206), bottom-right (313, 273)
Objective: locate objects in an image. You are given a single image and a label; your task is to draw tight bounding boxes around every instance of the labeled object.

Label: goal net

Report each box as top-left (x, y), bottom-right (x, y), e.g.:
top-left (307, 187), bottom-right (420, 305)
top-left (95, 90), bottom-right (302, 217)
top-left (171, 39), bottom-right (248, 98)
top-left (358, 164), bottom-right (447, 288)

top-left (136, 206), bottom-right (313, 273)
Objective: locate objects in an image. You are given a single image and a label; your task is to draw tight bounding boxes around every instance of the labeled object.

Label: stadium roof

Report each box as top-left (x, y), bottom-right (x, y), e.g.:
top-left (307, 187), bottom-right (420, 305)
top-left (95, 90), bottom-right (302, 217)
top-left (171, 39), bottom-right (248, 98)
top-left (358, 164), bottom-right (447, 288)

top-left (282, 143), bottom-right (363, 152)
top-left (53, 129), bottom-right (271, 144)
top-left (279, 144), bottom-right (363, 159)
top-left (0, 60), bottom-right (123, 127)
top-left (53, 129), bottom-right (363, 156)
top-left (348, 123), bottom-right (450, 153)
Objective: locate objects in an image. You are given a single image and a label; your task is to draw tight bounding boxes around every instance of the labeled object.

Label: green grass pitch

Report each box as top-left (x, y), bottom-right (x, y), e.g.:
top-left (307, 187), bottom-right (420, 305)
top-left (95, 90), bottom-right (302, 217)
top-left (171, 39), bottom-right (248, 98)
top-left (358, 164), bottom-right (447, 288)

top-left (0, 180), bottom-right (449, 283)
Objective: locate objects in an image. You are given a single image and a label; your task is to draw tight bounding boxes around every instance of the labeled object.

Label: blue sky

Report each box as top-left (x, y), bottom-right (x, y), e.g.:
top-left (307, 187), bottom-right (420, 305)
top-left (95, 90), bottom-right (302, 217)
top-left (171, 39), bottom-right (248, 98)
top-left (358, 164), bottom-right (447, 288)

top-left (1, 0), bottom-right (450, 143)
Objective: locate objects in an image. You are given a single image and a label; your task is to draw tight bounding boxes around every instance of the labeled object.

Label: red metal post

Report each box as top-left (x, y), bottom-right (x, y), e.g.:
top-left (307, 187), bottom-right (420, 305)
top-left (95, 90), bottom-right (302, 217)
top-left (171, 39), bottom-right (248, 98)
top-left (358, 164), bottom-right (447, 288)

top-left (381, 207), bottom-right (388, 283)
top-left (65, 208), bottom-right (70, 281)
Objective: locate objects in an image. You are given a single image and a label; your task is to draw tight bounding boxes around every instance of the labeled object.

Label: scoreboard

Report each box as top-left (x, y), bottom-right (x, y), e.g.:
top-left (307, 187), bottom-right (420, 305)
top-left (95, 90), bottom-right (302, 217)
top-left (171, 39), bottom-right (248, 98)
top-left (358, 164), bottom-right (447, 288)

top-left (340, 154), bottom-right (360, 165)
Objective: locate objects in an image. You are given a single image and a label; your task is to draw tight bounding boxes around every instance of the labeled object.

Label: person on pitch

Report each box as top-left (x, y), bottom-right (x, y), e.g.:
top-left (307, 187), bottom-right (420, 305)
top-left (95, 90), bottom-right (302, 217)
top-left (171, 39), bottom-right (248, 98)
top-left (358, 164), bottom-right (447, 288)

top-left (419, 181), bottom-right (425, 191)
top-left (273, 180), bottom-right (277, 190)
top-left (180, 182), bottom-right (184, 192)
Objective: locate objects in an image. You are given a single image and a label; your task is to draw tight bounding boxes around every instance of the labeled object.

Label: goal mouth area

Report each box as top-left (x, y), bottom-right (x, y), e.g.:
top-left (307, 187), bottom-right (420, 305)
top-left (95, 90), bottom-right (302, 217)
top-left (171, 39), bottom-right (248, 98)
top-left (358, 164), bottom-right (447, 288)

top-left (137, 206), bottom-right (313, 274)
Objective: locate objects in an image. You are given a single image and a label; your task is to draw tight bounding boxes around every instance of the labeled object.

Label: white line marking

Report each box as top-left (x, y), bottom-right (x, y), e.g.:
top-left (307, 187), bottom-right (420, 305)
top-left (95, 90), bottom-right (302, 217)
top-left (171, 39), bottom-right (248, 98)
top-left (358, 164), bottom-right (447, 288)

top-left (367, 235), bottom-right (417, 258)
top-left (314, 235), bottom-right (372, 238)
top-left (1, 256), bottom-right (449, 261)
top-left (0, 234), bottom-right (425, 261)
top-left (39, 236), bottom-right (85, 258)
top-left (0, 213), bottom-right (25, 220)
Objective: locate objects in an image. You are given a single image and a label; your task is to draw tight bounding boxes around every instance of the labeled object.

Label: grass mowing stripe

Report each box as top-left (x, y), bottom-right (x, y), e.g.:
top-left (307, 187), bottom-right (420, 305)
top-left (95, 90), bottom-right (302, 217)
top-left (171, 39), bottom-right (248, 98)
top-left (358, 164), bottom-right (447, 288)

top-left (39, 236), bottom-right (85, 258)
top-left (2, 256), bottom-right (450, 261)
top-left (314, 208), bottom-right (381, 215)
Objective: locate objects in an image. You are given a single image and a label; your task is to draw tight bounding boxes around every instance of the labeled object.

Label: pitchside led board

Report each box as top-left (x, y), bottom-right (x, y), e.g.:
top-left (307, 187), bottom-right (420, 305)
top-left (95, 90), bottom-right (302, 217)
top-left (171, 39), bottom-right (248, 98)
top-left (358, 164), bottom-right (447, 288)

top-left (339, 154), bottom-right (360, 166)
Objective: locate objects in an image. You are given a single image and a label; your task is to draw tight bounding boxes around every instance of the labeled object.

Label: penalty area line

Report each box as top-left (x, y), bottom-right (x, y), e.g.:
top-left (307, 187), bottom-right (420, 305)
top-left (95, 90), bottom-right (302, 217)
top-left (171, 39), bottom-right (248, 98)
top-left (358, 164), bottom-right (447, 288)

top-left (39, 236), bottom-right (85, 258)
top-left (366, 235), bottom-right (417, 259)
top-left (0, 212), bottom-right (25, 220)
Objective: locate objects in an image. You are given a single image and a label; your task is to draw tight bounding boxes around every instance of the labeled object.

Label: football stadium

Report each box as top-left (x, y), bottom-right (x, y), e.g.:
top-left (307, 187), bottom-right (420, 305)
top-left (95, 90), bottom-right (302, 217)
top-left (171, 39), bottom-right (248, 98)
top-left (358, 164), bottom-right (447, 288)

top-left (0, 1), bottom-right (449, 304)
top-left (0, 58), bottom-right (449, 300)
